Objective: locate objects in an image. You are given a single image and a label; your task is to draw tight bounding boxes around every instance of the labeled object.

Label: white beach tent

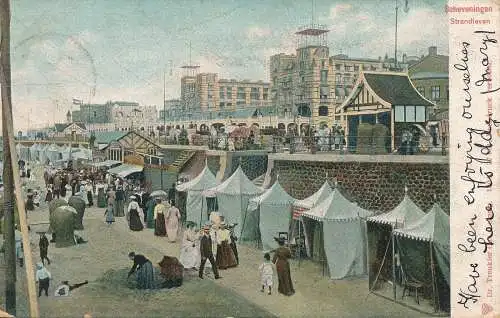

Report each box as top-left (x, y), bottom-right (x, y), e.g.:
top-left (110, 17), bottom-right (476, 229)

top-left (291, 180), bottom-right (333, 256)
top-left (294, 180), bottom-right (333, 210)
top-left (176, 165), bottom-right (219, 228)
top-left (38, 144), bottom-right (49, 164)
top-left (29, 143), bottom-right (39, 161)
top-left (59, 145), bottom-right (71, 161)
top-left (393, 203), bottom-right (450, 312)
top-left (302, 188), bottom-right (373, 279)
top-left (367, 188), bottom-right (426, 297)
top-left (204, 166), bottom-right (263, 239)
top-left (247, 180), bottom-right (295, 250)
top-left (46, 144), bottom-right (61, 163)
top-left (367, 189), bottom-right (426, 228)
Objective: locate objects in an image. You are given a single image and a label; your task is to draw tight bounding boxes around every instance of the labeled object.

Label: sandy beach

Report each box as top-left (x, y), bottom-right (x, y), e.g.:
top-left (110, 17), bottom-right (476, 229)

top-left (1, 166), bottom-right (434, 318)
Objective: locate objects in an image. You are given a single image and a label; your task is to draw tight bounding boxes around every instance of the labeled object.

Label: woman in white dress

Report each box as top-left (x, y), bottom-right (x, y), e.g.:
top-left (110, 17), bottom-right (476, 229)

top-left (179, 222), bottom-right (201, 270)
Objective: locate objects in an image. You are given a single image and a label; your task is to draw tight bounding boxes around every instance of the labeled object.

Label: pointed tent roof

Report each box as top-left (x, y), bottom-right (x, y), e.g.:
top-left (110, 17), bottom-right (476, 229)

top-left (206, 166), bottom-right (263, 196)
top-left (176, 165), bottom-right (218, 192)
top-left (294, 180), bottom-right (333, 209)
top-left (302, 188), bottom-right (373, 221)
top-left (368, 192), bottom-right (426, 228)
top-left (249, 180), bottom-right (295, 207)
top-left (394, 203), bottom-right (450, 245)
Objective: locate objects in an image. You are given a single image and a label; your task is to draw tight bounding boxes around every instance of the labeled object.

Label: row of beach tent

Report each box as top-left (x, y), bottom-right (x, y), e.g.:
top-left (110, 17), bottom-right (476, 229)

top-left (15, 143), bottom-right (93, 164)
top-left (176, 164), bottom-right (450, 312)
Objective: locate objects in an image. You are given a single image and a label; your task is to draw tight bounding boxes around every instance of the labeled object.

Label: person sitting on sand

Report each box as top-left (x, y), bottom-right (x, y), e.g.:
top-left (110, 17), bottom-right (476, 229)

top-left (54, 280), bottom-right (89, 297)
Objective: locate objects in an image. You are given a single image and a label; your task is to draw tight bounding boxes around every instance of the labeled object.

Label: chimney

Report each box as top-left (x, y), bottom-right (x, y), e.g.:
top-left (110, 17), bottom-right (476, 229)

top-left (429, 46), bottom-right (437, 56)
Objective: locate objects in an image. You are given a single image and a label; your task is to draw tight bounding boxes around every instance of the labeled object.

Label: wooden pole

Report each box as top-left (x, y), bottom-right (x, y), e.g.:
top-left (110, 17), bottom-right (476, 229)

top-left (1, 1), bottom-right (39, 316)
top-left (429, 241), bottom-right (438, 312)
top-left (1, 0), bottom-right (17, 314)
top-left (391, 229), bottom-right (396, 300)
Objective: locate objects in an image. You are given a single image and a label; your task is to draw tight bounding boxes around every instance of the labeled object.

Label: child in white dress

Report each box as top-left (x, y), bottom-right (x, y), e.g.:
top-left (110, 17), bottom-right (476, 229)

top-left (258, 253), bottom-right (273, 295)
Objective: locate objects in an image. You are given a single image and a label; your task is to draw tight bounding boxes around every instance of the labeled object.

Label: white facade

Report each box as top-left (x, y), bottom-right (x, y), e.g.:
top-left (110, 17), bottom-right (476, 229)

top-left (109, 104), bottom-right (159, 132)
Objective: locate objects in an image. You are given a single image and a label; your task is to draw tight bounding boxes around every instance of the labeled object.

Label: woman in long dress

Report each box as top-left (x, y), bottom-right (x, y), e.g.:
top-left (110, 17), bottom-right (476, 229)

top-left (85, 181), bottom-right (94, 207)
top-left (96, 183), bottom-right (106, 208)
top-left (145, 198), bottom-right (156, 229)
top-left (179, 222), bottom-right (201, 270)
top-left (128, 196), bottom-right (144, 231)
top-left (215, 222), bottom-right (238, 269)
top-left (273, 237), bottom-right (295, 296)
top-left (165, 204), bottom-right (181, 242)
top-left (153, 198), bottom-right (167, 236)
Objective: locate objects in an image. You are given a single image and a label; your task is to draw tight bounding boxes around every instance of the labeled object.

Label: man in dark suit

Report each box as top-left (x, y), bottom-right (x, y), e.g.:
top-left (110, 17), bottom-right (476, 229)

top-left (199, 223), bottom-right (221, 280)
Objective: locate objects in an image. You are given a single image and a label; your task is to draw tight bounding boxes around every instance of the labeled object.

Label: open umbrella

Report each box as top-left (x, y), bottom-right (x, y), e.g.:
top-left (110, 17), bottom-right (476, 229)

top-left (150, 190), bottom-right (168, 198)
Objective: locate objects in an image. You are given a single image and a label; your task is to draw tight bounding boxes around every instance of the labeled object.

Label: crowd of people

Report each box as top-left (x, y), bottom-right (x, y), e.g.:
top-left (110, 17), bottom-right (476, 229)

top-left (17, 161), bottom-right (296, 300)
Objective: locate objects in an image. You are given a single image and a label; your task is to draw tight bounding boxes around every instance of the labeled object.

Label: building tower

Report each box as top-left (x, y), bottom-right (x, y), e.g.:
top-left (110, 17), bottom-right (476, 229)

top-left (66, 110), bottom-right (72, 123)
top-left (294, 24), bottom-right (330, 125)
top-left (180, 41), bottom-right (200, 120)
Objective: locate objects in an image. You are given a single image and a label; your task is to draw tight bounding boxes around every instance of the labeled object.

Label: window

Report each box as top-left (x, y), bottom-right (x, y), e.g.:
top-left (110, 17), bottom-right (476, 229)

top-left (321, 60), bottom-right (326, 68)
top-left (394, 106), bottom-right (405, 122)
top-left (219, 87), bottom-right (224, 99)
top-left (236, 101), bottom-right (245, 105)
top-left (263, 88), bottom-right (269, 100)
top-left (320, 70), bottom-right (328, 83)
top-left (208, 84), bottom-right (213, 99)
top-left (318, 106), bottom-right (329, 116)
top-left (431, 86), bottom-right (440, 100)
top-left (335, 74), bottom-right (341, 82)
top-left (335, 64), bottom-right (341, 71)
top-left (415, 106), bottom-right (426, 122)
top-left (345, 65), bottom-right (352, 72)
top-left (343, 76), bottom-right (351, 84)
top-left (405, 106), bottom-right (416, 122)
top-left (93, 111), bottom-right (97, 117)
top-left (250, 87), bottom-right (259, 100)
top-left (226, 87), bottom-right (232, 99)
top-left (320, 86), bottom-right (329, 99)
top-left (237, 87), bottom-right (245, 99)
top-left (417, 87), bottom-right (425, 96)
top-left (219, 102), bottom-right (225, 108)
top-left (354, 65), bottom-right (359, 72)
top-left (226, 102), bottom-right (232, 107)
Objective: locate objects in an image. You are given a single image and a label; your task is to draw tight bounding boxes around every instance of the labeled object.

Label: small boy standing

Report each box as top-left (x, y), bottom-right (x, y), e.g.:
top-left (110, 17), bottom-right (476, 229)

top-left (258, 253), bottom-right (273, 295)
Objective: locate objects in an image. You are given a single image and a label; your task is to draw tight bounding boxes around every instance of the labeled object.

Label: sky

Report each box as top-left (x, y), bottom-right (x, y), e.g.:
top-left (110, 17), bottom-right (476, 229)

top-left (4, 0), bottom-right (448, 131)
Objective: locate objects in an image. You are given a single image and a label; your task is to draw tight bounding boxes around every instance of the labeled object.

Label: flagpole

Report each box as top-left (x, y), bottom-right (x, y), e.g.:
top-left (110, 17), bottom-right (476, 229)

top-left (394, 0), bottom-right (398, 70)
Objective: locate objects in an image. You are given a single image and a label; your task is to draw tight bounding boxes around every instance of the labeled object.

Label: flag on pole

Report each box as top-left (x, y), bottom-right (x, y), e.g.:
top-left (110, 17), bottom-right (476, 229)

top-left (72, 98), bottom-right (83, 105)
top-left (404, 0), bottom-right (409, 13)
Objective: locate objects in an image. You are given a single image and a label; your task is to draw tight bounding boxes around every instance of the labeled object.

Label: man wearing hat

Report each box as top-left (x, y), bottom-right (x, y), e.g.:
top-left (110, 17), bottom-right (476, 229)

top-left (199, 222), bottom-right (221, 280)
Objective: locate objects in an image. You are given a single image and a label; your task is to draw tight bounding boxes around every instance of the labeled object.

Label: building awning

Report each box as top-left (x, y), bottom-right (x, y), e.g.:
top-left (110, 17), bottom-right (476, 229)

top-left (107, 164), bottom-right (143, 178)
top-left (92, 160), bottom-right (122, 168)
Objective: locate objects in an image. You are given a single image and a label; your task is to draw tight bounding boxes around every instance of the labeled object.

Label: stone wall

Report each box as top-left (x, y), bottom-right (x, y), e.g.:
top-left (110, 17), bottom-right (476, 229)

top-left (272, 159), bottom-right (449, 213)
top-left (206, 155), bottom-right (221, 176)
top-left (229, 152), bottom-right (268, 181)
top-left (180, 151), bottom-right (207, 180)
